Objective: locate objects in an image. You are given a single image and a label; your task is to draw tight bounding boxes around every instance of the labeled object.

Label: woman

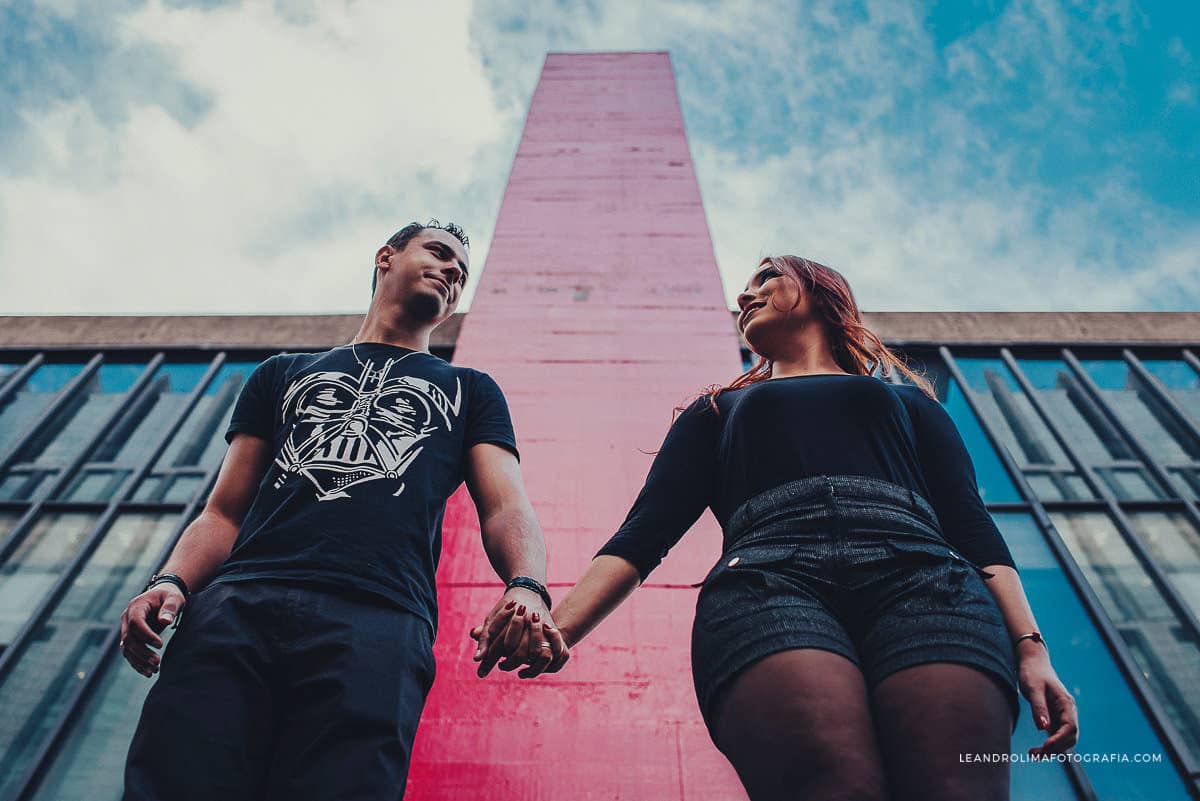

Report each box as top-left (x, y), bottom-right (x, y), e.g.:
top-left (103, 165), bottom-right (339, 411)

top-left (474, 255), bottom-right (1078, 801)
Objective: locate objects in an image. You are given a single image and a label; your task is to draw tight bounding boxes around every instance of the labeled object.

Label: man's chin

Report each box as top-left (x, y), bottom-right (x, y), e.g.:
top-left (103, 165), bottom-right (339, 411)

top-left (403, 291), bottom-right (458, 326)
top-left (403, 292), bottom-right (449, 324)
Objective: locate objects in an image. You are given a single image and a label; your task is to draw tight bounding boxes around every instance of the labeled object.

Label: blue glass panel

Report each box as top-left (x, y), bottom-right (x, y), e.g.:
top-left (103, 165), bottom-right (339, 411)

top-left (27, 631), bottom-right (178, 801)
top-left (0, 364), bottom-right (84, 457)
top-left (956, 357), bottom-right (1094, 502)
top-left (23, 365), bottom-right (82, 395)
top-left (1018, 359), bottom-right (1168, 501)
top-left (1140, 359), bottom-right (1200, 430)
top-left (998, 512), bottom-right (1193, 800)
top-left (1079, 359), bottom-right (1200, 500)
top-left (0, 512), bottom-right (99, 646)
top-left (131, 362), bottom-right (256, 503)
top-left (1126, 511), bottom-right (1200, 620)
top-left (0, 512), bottom-right (181, 797)
top-left (1049, 510), bottom-right (1200, 767)
top-left (196, 362), bottom-right (257, 470)
top-left (901, 355), bottom-right (1021, 502)
top-left (0, 512), bottom-right (18, 541)
top-left (57, 364), bottom-right (212, 503)
top-left (940, 367), bottom-right (1022, 503)
top-left (93, 364), bottom-right (142, 394)
top-left (0, 628), bottom-right (108, 800)
top-left (0, 365), bottom-right (152, 502)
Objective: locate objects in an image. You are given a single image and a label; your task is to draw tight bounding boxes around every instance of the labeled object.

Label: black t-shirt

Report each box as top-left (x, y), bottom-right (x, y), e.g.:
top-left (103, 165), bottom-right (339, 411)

top-left (215, 343), bottom-right (518, 635)
top-left (597, 374), bottom-right (1017, 581)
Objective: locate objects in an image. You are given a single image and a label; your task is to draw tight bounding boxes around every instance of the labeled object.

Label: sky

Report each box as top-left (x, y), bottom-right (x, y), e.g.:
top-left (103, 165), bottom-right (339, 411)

top-left (0, 0), bottom-right (1197, 314)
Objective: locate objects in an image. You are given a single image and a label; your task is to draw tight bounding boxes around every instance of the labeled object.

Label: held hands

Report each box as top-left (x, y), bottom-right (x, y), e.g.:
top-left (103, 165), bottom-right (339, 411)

top-left (470, 587), bottom-right (570, 679)
top-left (119, 584), bottom-right (186, 677)
top-left (1017, 641), bottom-right (1079, 757)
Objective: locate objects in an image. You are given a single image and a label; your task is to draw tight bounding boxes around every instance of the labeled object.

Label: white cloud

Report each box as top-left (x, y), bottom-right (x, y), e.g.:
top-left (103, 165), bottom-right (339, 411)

top-left (2, 0), bottom-right (1196, 315)
top-left (1168, 82), bottom-right (1196, 106)
top-left (0, 0), bottom-right (516, 313)
top-left (696, 139), bottom-right (1200, 311)
top-left (467, 0), bottom-right (1198, 311)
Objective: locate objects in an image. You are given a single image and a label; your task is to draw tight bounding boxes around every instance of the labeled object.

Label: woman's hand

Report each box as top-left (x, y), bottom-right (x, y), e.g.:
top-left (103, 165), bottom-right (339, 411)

top-left (514, 608), bottom-right (571, 679)
top-left (471, 554), bottom-right (639, 681)
top-left (1017, 641), bottom-right (1079, 757)
top-left (470, 593), bottom-right (569, 679)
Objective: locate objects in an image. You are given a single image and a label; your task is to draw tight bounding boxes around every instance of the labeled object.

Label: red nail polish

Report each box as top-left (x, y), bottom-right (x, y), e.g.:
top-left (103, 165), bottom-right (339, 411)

top-left (505, 600), bottom-right (516, 609)
top-left (517, 605), bottom-right (526, 615)
top-left (531, 612), bottom-right (540, 623)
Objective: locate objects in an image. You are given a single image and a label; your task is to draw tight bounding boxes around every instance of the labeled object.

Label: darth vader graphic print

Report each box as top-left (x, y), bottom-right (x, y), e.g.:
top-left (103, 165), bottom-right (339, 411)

top-left (274, 352), bottom-right (463, 501)
top-left (217, 346), bottom-right (516, 625)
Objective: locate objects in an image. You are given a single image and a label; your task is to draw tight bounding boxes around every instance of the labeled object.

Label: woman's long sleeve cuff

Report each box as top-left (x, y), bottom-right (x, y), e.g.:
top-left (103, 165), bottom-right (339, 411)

top-left (594, 543), bottom-right (656, 583)
top-left (952, 535), bottom-right (1019, 574)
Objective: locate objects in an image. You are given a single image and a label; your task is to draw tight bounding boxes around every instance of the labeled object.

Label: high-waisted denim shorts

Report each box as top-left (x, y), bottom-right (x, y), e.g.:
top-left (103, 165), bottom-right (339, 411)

top-left (690, 474), bottom-right (1020, 736)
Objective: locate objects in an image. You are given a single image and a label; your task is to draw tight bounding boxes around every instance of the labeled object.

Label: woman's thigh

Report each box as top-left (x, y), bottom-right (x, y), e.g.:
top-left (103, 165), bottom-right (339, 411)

top-left (709, 648), bottom-right (888, 801)
top-left (870, 662), bottom-right (1012, 801)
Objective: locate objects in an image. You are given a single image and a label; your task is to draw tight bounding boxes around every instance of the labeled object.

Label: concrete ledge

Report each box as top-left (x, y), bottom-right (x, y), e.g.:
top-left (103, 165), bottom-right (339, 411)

top-left (858, 311), bottom-right (1200, 347)
top-left (0, 314), bottom-right (462, 350)
top-left (0, 311), bottom-right (1195, 349)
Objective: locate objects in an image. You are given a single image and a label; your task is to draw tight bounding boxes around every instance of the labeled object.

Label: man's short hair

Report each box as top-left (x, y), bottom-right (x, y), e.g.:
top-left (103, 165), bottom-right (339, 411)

top-left (372, 219), bottom-right (470, 296)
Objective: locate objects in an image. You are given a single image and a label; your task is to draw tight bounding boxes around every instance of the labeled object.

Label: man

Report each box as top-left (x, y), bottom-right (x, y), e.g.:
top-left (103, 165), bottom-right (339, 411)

top-left (118, 220), bottom-right (568, 801)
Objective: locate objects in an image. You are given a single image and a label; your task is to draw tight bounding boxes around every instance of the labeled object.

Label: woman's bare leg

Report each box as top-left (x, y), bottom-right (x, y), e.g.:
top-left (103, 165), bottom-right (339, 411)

top-left (870, 663), bottom-right (1012, 801)
top-left (709, 649), bottom-right (889, 801)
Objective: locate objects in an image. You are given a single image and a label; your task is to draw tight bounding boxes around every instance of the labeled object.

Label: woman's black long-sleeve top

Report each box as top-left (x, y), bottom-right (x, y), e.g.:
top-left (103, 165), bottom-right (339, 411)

top-left (596, 374), bottom-right (1018, 582)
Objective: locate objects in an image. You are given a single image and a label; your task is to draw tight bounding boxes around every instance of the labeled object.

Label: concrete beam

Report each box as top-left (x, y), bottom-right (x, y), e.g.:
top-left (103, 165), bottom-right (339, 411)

top-left (0, 310), bottom-right (1194, 349)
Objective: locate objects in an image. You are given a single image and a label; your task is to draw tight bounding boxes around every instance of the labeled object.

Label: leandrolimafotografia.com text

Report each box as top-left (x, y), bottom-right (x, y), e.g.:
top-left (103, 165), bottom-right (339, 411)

top-left (960, 752), bottom-right (1164, 764)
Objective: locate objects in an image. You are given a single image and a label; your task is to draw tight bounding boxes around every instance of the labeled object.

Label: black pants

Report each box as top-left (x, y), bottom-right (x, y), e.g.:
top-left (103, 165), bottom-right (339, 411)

top-left (123, 579), bottom-right (436, 801)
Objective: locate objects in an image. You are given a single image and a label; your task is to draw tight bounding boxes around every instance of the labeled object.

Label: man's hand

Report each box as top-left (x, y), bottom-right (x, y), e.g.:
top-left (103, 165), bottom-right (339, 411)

top-left (113, 432), bottom-right (272, 679)
top-left (119, 584), bottom-right (186, 677)
top-left (471, 587), bottom-right (569, 678)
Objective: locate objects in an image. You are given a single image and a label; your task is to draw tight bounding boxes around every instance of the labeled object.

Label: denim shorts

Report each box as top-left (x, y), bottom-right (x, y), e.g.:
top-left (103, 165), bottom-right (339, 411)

top-left (690, 474), bottom-right (1020, 736)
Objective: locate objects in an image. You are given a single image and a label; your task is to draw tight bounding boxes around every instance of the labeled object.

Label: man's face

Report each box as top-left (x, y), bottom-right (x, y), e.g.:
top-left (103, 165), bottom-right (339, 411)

top-left (377, 229), bottom-right (470, 324)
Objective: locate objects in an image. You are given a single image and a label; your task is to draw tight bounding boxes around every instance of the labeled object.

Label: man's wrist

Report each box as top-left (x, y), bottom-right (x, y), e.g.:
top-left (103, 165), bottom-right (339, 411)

top-left (145, 572), bottom-right (190, 599)
top-left (504, 585), bottom-right (542, 604)
top-left (505, 576), bottom-right (551, 609)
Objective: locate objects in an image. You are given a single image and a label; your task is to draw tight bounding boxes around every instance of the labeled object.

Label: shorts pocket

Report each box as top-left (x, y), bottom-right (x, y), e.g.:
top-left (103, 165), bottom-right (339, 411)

top-left (690, 542), bottom-right (804, 589)
top-left (882, 536), bottom-right (1002, 622)
top-left (691, 543), bottom-right (812, 633)
top-left (884, 536), bottom-right (996, 580)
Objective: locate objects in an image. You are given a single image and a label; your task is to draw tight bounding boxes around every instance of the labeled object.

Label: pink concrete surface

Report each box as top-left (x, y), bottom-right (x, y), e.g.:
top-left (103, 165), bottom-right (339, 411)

top-left (407, 53), bottom-right (747, 798)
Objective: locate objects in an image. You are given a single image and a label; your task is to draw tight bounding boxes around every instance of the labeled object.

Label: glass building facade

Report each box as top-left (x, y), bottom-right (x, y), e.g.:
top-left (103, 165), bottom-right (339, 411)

top-left (0, 336), bottom-right (1197, 800)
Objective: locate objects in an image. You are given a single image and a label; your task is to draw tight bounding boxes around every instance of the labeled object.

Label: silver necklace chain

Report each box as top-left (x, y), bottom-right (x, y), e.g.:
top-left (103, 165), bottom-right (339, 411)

top-left (348, 336), bottom-right (365, 370)
top-left (345, 337), bottom-right (417, 375)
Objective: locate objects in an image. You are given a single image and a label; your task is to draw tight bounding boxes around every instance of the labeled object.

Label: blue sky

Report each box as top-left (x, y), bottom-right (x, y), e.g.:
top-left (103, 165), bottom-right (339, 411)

top-left (0, 0), bottom-right (1196, 313)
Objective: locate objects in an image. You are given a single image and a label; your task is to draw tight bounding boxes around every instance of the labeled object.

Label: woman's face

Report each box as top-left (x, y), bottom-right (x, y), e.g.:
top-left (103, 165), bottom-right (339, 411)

top-left (735, 262), bottom-right (814, 359)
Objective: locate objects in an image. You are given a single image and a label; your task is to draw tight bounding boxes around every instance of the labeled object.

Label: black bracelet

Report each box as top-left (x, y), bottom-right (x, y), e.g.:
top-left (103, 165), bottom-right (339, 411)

top-left (145, 573), bottom-right (190, 599)
top-left (506, 576), bottom-right (552, 609)
top-left (1014, 631), bottom-right (1048, 653)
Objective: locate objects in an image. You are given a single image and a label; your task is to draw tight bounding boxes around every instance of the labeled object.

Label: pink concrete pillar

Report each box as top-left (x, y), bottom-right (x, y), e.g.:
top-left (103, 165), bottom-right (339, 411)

top-left (409, 52), bottom-right (746, 800)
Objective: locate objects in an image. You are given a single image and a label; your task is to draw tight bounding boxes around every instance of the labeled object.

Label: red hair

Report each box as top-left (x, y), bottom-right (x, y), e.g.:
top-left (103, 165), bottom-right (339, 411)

top-left (698, 255), bottom-right (936, 412)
